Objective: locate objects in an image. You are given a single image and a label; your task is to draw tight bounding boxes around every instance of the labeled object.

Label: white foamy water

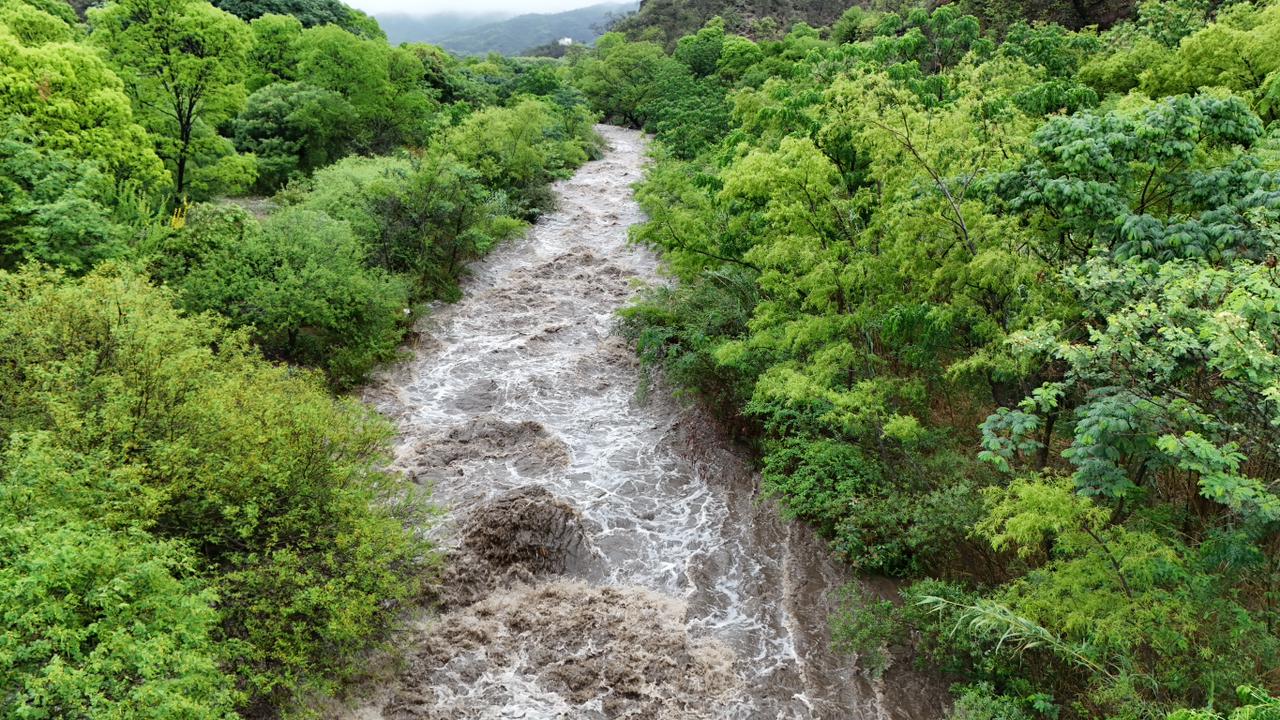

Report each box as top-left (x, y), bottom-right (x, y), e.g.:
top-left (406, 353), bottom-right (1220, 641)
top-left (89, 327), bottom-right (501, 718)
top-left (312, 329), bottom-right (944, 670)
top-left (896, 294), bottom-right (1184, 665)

top-left (355, 126), bottom-right (946, 720)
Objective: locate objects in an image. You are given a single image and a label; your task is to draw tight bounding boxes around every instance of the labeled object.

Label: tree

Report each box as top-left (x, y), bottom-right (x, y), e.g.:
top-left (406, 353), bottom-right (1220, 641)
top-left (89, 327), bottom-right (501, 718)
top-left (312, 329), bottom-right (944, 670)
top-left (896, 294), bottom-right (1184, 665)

top-left (0, 513), bottom-right (234, 719)
top-left (673, 17), bottom-right (725, 77)
top-left (993, 95), bottom-right (1273, 268)
top-left (212, 0), bottom-right (377, 36)
top-left (0, 124), bottom-right (129, 272)
top-left (1137, 3), bottom-right (1280, 101)
top-left (233, 81), bottom-right (355, 192)
top-left (366, 150), bottom-right (525, 295)
top-left (246, 11), bottom-right (302, 90)
top-left (294, 23), bottom-right (436, 152)
top-left (592, 13), bottom-right (1280, 720)
top-left (444, 97), bottom-right (591, 216)
top-left (90, 0), bottom-right (253, 199)
top-left (571, 35), bottom-right (669, 126)
top-left (0, 0), bottom-right (77, 44)
top-left (0, 15), bottom-right (165, 188)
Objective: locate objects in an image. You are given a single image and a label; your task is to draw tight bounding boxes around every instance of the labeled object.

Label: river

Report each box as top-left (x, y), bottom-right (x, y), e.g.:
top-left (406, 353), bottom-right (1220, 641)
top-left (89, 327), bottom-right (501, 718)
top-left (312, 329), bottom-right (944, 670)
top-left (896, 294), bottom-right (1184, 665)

top-left (353, 125), bottom-right (947, 720)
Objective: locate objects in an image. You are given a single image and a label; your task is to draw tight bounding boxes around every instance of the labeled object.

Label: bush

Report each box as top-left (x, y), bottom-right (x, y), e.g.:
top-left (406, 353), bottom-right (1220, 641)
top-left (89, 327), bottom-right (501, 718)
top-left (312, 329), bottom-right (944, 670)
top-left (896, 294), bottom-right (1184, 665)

top-left (0, 265), bottom-right (429, 714)
top-left (829, 583), bottom-right (900, 677)
top-left (155, 204), bottom-right (410, 388)
top-left (444, 97), bottom-right (592, 218)
top-left (0, 511), bottom-right (234, 719)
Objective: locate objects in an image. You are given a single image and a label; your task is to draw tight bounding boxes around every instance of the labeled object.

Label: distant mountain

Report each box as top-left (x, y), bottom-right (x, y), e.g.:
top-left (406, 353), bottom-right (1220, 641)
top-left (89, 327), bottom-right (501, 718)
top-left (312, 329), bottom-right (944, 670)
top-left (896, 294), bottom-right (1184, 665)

top-left (376, 2), bottom-right (637, 55)
top-left (611, 0), bottom-right (848, 45)
top-left (376, 10), bottom-right (513, 46)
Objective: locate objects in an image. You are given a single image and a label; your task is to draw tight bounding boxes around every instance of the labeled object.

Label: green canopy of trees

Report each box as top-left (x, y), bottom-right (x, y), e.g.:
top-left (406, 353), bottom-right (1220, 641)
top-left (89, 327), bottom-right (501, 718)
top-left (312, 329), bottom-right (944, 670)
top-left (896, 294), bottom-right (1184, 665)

top-left (0, 0), bottom-right (601, 716)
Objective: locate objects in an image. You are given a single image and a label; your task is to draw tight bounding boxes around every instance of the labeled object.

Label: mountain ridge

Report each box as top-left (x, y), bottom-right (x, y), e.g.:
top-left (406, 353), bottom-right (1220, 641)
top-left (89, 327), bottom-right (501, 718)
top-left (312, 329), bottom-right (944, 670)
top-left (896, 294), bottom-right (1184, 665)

top-left (377, 2), bottom-right (637, 55)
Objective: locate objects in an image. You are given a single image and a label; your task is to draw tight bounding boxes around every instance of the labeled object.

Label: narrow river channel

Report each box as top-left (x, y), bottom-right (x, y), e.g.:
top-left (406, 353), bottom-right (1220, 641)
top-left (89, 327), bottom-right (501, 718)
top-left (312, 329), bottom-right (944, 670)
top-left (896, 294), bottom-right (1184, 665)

top-left (354, 125), bottom-right (946, 720)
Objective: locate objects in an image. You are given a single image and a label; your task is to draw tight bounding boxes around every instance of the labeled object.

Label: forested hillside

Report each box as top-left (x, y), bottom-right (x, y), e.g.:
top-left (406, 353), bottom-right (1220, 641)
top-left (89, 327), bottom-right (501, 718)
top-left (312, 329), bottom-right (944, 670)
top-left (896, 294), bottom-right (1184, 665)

top-left (0, 0), bottom-right (598, 716)
top-left (612, 0), bottom-right (1136, 45)
top-left (613, 0), bottom-right (850, 44)
top-left (569, 1), bottom-right (1280, 717)
top-left (373, 10), bottom-right (510, 46)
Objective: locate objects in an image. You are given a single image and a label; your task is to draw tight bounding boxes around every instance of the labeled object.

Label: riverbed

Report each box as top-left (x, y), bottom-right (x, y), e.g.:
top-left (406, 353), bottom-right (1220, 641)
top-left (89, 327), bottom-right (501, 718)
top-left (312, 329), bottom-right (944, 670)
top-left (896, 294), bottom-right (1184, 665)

top-left (353, 125), bottom-right (946, 720)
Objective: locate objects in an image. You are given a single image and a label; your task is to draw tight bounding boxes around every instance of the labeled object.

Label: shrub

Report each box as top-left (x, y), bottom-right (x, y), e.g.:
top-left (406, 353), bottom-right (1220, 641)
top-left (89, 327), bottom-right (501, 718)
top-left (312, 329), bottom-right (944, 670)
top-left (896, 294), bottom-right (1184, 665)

top-left (154, 204), bottom-right (409, 388)
top-left (0, 265), bottom-right (429, 714)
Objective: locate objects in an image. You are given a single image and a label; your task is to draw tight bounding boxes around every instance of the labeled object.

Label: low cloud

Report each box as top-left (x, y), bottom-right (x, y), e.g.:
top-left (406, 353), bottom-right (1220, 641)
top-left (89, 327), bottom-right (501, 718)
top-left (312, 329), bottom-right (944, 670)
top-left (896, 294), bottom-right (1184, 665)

top-left (348, 0), bottom-right (607, 15)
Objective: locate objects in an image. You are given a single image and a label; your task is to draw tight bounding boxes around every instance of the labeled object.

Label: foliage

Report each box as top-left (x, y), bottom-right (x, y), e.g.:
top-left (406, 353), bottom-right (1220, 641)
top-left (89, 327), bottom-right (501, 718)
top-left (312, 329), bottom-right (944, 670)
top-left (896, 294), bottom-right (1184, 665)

top-left (0, 514), bottom-right (234, 719)
top-left (1169, 687), bottom-right (1280, 720)
top-left (0, 9), bottom-right (165, 188)
top-left (443, 96), bottom-right (595, 216)
top-left (0, 124), bottom-right (134, 272)
top-left (0, 266), bottom-right (428, 715)
top-left (152, 204), bottom-right (409, 388)
top-left (593, 3), bottom-right (1280, 717)
top-left (829, 582), bottom-right (900, 677)
top-left (293, 23), bottom-right (438, 152)
top-left (90, 0), bottom-right (254, 199)
top-left (610, 0), bottom-right (851, 46)
top-left (282, 153), bottom-right (524, 300)
top-left (570, 35), bottom-right (670, 126)
top-left (212, 0), bottom-right (378, 36)
top-left (233, 81), bottom-right (356, 192)
top-left (245, 12), bottom-right (302, 91)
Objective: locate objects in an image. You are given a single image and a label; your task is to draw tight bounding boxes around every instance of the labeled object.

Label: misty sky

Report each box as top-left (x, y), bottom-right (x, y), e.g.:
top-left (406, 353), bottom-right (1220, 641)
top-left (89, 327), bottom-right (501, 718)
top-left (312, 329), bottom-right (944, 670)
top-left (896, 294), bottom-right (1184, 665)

top-left (347, 0), bottom-right (612, 15)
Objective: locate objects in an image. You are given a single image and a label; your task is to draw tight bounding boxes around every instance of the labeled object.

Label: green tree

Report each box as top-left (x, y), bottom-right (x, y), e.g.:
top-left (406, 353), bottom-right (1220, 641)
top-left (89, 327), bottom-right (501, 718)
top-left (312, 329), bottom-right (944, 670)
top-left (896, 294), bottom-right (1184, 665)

top-left (591, 13), bottom-right (1280, 720)
top-left (246, 11), bottom-right (302, 90)
top-left (213, 0), bottom-right (380, 36)
top-left (0, 507), bottom-right (234, 719)
top-left (571, 34), bottom-right (669, 126)
top-left (294, 23), bottom-right (435, 152)
top-left (90, 0), bottom-right (253, 199)
top-left (233, 81), bottom-right (355, 192)
top-left (0, 16), bottom-right (165, 188)
top-left (0, 124), bottom-right (131, 271)
top-left (444, 97), bottom-right (590, 216)
top-left (0, 0), bottom-right (76, 44)
top-left (673, 17), bottom-right (725, 77)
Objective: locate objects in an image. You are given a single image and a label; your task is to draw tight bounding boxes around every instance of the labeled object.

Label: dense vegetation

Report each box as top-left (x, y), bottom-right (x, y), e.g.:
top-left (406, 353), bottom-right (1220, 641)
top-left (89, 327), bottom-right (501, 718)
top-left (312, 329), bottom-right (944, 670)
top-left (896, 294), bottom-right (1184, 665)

top-left (0, 0), bottom-right (596, 716)
top-left (613, 0), bottom-right (850, 44)
top-left (613, 0), bottom-right (1137, 46)
top-left (573, 1), bottom-right (1280, 717)
top-left (7, 0), bottom-right (1280, 717)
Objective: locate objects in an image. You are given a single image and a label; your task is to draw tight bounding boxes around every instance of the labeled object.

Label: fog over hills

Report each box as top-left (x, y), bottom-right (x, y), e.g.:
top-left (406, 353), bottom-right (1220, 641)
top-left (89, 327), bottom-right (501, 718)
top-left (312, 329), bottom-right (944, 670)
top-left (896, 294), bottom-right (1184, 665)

top-left (377, 1), bottom-right (636, 54)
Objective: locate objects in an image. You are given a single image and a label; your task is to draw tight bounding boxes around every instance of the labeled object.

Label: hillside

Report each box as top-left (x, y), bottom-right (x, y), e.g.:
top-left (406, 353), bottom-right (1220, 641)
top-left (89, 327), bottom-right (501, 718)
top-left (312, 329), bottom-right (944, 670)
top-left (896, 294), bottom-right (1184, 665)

top-left (378, 2), bottom-right (637, 55)
top-left (375, 10), bottom-right (512, 46)
top-left (612, 0), bottom-right (1136, 43)
top-left (611, 0), bottom-right (849, 43)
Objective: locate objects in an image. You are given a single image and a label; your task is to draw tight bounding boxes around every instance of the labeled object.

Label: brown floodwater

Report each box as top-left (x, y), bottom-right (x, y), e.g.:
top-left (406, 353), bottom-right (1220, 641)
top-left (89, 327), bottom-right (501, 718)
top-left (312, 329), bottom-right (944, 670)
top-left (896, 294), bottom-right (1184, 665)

top-left (352, 125), bottom-right (949, 720)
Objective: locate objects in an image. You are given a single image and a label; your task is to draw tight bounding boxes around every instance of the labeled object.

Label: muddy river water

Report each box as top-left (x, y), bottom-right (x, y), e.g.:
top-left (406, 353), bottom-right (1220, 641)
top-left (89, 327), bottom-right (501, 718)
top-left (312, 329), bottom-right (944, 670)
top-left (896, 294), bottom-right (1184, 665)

top-left (355, 126), bottom-right (946, 720)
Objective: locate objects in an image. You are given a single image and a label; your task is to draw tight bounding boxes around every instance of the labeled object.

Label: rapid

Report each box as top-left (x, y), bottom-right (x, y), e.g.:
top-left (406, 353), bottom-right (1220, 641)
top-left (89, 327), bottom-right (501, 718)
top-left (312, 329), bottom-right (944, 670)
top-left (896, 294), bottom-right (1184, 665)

top-left (353, 125), bottom-right (946, 720)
